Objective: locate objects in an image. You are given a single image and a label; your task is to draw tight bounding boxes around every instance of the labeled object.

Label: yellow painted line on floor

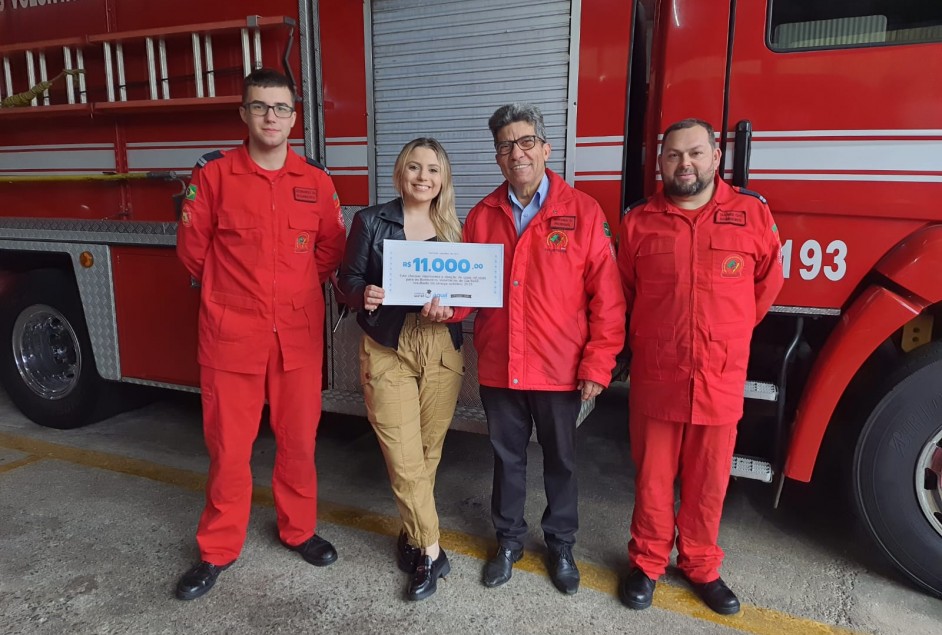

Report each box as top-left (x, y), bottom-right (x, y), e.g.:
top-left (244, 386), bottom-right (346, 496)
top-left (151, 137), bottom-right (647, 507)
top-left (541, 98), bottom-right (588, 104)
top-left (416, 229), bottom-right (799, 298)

top-left (0, 431), bottom-right (862, 635)
top-left (0, 453), bottom-right (42, 474)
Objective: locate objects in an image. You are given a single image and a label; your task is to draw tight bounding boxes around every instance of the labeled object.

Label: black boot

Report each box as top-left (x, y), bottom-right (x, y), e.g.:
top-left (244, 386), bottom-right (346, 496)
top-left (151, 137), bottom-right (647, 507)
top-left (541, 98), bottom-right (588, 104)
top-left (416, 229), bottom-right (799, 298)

top-left (397, 531), bottom-right (421, 573)
top-left (407, 550), bottom-right (451, 601)
top-left (175, 561), bottom-right (231, 600)
top-left (618, 568), bottom-right (656, 610)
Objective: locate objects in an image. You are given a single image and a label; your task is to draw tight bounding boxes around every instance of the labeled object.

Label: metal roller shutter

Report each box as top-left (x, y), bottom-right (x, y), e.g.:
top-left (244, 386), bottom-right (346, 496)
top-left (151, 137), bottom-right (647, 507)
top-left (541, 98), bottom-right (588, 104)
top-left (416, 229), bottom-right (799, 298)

top-left (369, 0), bottom-right (573, 216)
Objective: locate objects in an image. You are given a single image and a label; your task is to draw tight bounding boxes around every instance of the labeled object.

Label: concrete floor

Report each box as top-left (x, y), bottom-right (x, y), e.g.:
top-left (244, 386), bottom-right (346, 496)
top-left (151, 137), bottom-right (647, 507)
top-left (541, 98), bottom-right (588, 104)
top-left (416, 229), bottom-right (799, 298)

top-left (1, 384), bottom-right (940, 635)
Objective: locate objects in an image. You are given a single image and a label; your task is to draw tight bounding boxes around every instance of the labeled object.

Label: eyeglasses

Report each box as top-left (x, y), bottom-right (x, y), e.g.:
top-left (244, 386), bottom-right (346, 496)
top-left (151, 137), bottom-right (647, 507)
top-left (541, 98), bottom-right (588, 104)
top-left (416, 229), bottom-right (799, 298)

top-left (495, 135), bottom-right (544, 155)
top-left (243, 101), bottom-right (295, 118)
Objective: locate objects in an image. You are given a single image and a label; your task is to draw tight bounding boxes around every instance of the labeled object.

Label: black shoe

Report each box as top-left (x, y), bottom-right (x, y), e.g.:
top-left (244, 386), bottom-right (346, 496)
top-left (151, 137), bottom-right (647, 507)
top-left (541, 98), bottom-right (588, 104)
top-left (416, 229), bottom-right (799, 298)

top-left (618, 568), bottom-right (656, 610)
top-left (407, 550), bottom-right (451, 601)
top-left (547, 545), bottom-right (580, 595)
top-left (397, 531), bottom-right (421, 574)
top-left (690, 577), bottom-right (741, 615)
top-left (283, 534), bottom-right (338, 567)
top-left (483, 546), bottom-right (523, 588)
top-left (175, 561), bottom-right (231, 600)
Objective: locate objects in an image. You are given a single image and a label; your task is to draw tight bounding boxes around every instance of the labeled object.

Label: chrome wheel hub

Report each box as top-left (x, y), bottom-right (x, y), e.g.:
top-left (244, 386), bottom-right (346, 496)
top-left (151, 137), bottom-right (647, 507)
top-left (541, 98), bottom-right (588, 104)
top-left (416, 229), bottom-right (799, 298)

top-left (11, 304), bottom-right (81, 400)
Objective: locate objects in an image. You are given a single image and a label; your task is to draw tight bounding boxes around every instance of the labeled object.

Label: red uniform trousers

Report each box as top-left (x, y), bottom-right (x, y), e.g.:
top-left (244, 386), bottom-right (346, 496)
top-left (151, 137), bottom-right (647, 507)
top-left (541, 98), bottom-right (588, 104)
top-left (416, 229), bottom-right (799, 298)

top-left (628, 413), bottom-right (737, 583)
top-left (196, 332), bottom-right (321, 565)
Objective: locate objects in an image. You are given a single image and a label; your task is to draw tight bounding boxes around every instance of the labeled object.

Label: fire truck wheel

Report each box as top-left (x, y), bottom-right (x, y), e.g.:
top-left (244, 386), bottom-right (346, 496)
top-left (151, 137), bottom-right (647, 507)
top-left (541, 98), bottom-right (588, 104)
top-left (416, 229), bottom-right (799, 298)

top-left (0, 269), bottom-right (107, 429)
top-left (853, 340), bottom-right (942, 598)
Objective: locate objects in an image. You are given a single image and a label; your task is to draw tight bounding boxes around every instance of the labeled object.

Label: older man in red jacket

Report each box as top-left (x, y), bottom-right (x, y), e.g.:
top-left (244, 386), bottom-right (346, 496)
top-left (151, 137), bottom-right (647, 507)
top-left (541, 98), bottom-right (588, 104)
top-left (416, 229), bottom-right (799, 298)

top-left (617, 118), bottom-right (783, 614)
top-left (452, 103), bottom-right (625, 595)
top-left (175, 68), bottom-right (346, 600)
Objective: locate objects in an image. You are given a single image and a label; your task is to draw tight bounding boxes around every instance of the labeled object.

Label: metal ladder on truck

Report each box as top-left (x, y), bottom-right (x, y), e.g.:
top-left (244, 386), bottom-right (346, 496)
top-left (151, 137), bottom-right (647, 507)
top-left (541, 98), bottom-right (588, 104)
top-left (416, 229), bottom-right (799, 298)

top-left (0, 15), bottom-right (296, 113)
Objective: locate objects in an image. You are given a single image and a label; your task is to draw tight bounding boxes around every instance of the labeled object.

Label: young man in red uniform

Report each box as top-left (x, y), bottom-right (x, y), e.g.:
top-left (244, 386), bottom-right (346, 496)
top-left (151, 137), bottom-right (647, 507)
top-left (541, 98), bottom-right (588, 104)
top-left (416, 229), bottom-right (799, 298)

top-left (617, 118), bottom-right (783, 614)
top-left (456, 103), bottom-right (625, 595)
top-left (174, 68), bottom-right (346, 600)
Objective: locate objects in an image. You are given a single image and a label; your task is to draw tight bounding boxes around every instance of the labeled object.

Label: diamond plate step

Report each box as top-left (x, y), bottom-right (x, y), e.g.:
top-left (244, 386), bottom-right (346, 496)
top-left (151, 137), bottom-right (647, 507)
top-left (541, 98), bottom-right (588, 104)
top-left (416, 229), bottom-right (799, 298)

top-left (744, 380), bottom-right (779, 401)
top-left (730, 455), bottom-right (774, 483)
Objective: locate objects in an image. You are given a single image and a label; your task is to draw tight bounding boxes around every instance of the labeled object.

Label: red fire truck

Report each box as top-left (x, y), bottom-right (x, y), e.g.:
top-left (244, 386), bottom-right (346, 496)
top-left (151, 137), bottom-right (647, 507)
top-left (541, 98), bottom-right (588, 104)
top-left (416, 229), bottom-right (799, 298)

top-left (1, 0), bottom-right (940, 596)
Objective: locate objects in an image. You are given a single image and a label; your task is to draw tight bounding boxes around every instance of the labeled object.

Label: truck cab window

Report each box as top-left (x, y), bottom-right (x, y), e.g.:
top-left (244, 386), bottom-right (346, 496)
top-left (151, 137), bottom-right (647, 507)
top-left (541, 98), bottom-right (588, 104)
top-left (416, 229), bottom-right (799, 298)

top-left (768, 0), bottom-right (942, 51)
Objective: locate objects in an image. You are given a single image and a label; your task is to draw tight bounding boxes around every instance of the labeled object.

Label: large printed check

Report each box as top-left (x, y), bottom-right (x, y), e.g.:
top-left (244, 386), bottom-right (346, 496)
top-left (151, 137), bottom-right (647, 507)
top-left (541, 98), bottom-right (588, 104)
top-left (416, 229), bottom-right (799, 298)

top-left (381, 239), bottom-right (504, 307)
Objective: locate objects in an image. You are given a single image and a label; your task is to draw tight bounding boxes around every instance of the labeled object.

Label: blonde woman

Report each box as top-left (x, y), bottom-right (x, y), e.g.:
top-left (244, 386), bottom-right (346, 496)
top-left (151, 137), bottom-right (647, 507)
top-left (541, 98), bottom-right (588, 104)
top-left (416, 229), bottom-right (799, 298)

top-left (338, 138), bottom-right (464, 601)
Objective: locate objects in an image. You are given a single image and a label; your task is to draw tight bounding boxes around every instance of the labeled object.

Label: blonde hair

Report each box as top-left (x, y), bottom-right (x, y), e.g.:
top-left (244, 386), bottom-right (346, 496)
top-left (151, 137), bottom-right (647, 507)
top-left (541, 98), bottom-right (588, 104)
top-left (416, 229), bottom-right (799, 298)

top-left (392, 138), bottom-right (462, 243)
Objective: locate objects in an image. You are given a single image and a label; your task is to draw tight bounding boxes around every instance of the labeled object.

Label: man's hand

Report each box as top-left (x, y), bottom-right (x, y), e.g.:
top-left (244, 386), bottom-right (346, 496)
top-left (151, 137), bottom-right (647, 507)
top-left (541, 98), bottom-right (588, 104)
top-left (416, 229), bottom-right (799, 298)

top-left (421, 296), bottom-right (454, 322)
top-left (364, 284), bottom-right (385, 312)
top-left (577, 379), bottom-right (604, 401)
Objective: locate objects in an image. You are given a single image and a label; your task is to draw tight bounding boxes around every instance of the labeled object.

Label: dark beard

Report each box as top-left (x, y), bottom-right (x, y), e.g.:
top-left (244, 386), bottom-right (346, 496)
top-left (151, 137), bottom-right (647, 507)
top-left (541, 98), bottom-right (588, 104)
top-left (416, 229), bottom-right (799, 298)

top-left (664, 171), bottom-right (711, 197)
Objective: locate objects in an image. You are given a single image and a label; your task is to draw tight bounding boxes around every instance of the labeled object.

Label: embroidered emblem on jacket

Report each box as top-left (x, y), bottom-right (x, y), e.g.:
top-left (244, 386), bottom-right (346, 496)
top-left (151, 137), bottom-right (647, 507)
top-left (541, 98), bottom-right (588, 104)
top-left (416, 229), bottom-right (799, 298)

top-left (721, 254), bottom-right (744, 277)
top-left (546, 230), bottom-right (569, 252)
top-left (295, 232), bottom-right (311, 253)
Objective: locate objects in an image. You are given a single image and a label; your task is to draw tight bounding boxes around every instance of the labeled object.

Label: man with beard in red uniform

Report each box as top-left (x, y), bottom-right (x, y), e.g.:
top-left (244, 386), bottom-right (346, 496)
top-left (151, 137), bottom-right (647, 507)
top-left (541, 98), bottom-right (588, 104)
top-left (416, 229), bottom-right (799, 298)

top-left (616, 119), bottom-right (783, 614)
top-left (174, 68), bottom-right (346, 600)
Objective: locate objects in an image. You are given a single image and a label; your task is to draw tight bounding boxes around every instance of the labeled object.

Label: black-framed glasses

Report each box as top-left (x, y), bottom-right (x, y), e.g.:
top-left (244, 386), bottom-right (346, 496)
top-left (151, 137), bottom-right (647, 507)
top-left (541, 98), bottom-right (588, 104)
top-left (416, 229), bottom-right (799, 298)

top-left (495, 135), bottom-right (543, 155)
top-left (243, 101), bottom-right (295, 118)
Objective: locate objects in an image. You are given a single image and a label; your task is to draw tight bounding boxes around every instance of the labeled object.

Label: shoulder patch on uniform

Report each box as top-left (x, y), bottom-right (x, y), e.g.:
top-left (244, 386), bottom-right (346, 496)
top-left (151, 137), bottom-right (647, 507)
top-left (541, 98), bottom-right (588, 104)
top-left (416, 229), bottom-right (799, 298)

top-left (736, 187), bottom-right (767, 204)
top-left (195, 150), bottom-right (224, 168)
top-left (305, 156), bottom-right (331, 176)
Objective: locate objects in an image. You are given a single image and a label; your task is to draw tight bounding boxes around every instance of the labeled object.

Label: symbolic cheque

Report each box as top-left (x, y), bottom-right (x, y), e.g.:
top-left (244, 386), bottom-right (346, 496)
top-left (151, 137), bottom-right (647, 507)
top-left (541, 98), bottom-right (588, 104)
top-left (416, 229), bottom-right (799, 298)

top-left (382, 240), bottom-right (504, 307)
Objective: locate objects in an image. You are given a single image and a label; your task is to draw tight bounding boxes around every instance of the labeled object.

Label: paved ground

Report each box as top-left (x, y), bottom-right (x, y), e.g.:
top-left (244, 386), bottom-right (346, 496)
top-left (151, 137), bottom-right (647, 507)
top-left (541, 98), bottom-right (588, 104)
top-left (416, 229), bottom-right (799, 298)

top-left (1, 384), bottom-right (940, 634)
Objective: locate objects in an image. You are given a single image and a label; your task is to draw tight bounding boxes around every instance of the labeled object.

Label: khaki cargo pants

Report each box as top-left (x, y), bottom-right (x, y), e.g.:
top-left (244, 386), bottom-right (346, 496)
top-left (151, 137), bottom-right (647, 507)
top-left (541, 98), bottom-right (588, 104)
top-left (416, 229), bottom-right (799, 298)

top-left (359, 313), bottom-right (464, 548)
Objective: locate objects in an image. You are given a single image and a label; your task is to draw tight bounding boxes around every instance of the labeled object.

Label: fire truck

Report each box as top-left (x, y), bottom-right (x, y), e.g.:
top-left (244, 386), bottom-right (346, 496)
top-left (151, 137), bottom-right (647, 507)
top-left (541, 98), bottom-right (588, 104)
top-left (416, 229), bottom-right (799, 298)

top-left (1, 0), bottom-right (940, 597)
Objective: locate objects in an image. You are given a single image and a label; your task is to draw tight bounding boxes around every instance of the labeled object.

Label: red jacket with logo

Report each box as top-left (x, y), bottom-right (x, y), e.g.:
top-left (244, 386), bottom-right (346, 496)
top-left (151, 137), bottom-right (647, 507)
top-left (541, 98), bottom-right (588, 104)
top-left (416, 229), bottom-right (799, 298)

top-left (461, 169), bottom-right (626, 390)
top-left (617, 177), bottom-right (783, 424)
top-left (176, 143), bottom-right (346, 373)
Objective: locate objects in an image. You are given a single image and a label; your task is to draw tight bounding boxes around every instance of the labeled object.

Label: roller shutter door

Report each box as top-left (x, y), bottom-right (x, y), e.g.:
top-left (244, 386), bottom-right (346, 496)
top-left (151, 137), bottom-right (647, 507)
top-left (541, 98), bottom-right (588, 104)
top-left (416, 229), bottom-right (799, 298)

top-left (370, 0), bottom-right (573, 216)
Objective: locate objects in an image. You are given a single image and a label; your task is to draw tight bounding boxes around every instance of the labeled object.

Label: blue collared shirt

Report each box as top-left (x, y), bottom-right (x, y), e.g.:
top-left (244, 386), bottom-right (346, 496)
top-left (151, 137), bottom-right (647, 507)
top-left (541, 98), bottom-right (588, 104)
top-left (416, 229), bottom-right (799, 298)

top-left (509, 173), bottom-right (550, 235)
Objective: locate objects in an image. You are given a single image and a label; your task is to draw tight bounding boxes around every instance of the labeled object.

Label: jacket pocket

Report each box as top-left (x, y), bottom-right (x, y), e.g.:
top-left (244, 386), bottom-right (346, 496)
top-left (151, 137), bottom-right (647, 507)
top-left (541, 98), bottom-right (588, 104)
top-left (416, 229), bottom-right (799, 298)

top-left (710, 233), bottom-right (756, 287)
top-left (208, 291), bottom-right (260, 342)
top-left (708, 321), bottom-right (751, 377)
top-left (632, 322), bottom-right (678, 381)
top-left (636, 235), bottom-right (676, 293)
top-left (217, 209), bottom-right (261, 267)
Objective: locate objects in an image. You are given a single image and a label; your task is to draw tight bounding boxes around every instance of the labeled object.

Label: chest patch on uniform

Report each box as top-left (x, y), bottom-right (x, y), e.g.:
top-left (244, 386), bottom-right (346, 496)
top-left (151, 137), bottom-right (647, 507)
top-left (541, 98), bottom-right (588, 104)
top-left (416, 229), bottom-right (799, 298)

top-left (715, 210), bottom-right (746, 226)
top-left (546, 230), bottom-right (569, 252)
top-left (549, 216), bottom-right (576, 230)
top-left (295, 232), bottom-right (311, 253)
top-left (721, 254), bottom-right (745, 277)
top-left (294, 187), bottom-right (318, 203)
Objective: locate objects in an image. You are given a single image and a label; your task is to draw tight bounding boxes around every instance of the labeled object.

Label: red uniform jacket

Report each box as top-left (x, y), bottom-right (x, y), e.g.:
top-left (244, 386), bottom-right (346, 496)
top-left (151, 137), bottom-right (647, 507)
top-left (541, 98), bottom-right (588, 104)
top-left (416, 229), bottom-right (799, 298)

top-left (176, 143), bottom-right (346, 373)
top-left (617, 177), bottom-right (783, 424)
top-left (461, 169), bottom-right (626, 390)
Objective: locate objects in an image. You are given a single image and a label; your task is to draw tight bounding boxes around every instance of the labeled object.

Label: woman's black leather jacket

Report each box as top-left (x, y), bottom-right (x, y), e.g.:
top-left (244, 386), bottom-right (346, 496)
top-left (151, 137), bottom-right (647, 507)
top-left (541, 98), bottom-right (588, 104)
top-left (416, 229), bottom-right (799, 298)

top-left (337, 198), bottom-right (463, 351)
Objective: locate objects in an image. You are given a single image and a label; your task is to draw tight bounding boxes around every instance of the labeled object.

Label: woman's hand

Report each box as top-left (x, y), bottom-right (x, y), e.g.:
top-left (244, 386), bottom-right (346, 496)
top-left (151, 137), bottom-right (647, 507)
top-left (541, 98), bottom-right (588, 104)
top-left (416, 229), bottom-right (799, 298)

top-left (364, 284), bottom-right (385, 312)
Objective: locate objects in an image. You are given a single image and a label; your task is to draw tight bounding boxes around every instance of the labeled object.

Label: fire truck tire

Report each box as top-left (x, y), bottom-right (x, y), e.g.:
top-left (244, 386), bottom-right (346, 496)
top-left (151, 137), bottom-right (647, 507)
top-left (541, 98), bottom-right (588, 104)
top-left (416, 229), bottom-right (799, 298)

top-left (853, 340), bottom-right (942, 598)
top-left (0, 268), bottom-right (108, 429)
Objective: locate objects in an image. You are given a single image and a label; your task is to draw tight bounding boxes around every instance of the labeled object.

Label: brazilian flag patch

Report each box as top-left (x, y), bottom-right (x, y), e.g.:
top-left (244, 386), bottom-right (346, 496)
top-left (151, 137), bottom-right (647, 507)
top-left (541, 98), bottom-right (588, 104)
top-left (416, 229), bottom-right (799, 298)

top-left (603, 221), bottom-right (612, 238)
top-left (186, 184), bottom-right (198, 201)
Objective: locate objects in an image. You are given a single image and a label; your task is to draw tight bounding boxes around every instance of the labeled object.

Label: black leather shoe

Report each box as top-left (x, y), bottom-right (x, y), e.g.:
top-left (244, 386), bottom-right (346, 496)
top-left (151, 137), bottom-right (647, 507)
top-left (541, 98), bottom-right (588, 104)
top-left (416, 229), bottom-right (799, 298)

top-left (618, 568), bottom-right (656, 610)
top-left (397, 531), bottom-right (421, 574)
top-left (284, 534), bottom-right (338, 567)
top-left (407, 550), bottom-right (451, 601)
top-left (691, 577), bottom-right (741, 615)
top-left (547, 545), bottom-right (580, 595)
top-left (175, 561), bottom-right (231, 600)
top-left (483, 546), bottom-right (523, 588)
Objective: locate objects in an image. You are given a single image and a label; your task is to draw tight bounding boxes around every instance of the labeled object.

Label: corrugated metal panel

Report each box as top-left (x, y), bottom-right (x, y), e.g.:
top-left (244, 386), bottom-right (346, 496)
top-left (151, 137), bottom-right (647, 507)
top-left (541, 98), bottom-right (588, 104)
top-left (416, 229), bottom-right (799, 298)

top-left (371, 0), bottom-right (572, 216)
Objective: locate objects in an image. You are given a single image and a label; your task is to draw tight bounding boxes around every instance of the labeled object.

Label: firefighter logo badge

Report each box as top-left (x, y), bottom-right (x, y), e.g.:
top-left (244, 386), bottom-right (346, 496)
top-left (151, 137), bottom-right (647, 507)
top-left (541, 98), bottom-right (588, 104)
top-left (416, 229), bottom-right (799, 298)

top-left (185, 184), bottom-right (197, 201)
top-left (721, 254), bottom-right (744, 277)
top-left (295, 232), bottom-right (311, 253)
top-left (546, 230), bottom-right (568, 252)
top-left (181, 203), bottom-right (193, 227)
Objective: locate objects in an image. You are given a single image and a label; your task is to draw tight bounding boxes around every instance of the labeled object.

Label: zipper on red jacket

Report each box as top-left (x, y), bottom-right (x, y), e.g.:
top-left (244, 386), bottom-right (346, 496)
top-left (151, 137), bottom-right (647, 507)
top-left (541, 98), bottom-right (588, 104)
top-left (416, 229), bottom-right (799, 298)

top-left (271, 178), bottom-right (278, 333)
